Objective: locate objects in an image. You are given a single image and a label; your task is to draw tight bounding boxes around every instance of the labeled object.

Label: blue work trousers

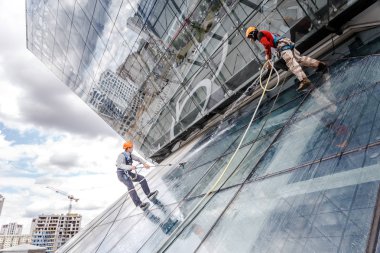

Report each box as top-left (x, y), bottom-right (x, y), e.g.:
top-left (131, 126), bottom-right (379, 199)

top-left (117, 169), bottom-right (151, 206)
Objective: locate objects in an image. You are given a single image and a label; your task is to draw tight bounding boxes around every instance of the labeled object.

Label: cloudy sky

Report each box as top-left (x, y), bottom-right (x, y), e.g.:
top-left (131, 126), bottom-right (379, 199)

top-left (0, 1), bottom-right (133, 233)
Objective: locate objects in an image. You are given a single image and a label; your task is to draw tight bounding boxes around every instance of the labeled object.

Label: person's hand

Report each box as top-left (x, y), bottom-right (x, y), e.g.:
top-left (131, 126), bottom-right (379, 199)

top-left (266, 62), bottom-right (272, 70)
top-left (143, 163), bottom-right (150, 169)
top-left (265, 55), bottom-right (271, 61)
top-left (130, 165), bottom-right (136, 170)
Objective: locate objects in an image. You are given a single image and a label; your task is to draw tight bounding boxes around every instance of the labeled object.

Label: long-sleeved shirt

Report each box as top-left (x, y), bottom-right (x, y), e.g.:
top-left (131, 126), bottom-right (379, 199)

top-left (257, 30), bottom-right (275, 59)
top-left (116, 151), bottom-right (147, 171)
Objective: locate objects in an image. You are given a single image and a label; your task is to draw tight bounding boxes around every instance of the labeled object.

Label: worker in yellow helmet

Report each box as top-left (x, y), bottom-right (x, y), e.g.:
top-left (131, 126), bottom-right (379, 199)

top-left (116, 140), bottom-right (158, 211)
top-left (246, 26), bottom-right (326, 91)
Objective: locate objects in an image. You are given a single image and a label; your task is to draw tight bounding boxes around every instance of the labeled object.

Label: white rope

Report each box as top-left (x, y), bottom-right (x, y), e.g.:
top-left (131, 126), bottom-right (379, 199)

top-left (157, 60), bottom-right (281, 252)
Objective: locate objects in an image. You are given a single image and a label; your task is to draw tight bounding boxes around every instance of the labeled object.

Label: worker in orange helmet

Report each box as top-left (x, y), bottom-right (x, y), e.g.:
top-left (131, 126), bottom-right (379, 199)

top-left (116, 140), bottom-right (158, 211)
top-left (245, 26), bottom-right (326, 91)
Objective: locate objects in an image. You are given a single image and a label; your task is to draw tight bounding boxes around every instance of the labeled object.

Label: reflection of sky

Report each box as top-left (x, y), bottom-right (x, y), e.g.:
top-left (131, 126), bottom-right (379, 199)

top-left (28, 0), bottom-right (304, 156)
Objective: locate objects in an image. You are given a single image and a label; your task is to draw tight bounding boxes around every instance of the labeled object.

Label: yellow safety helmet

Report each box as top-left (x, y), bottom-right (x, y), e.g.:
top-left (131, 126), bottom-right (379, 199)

top-left (123, 140), bottom-right (133, 150)
top-left (246, 26), bottom-right (258, 39)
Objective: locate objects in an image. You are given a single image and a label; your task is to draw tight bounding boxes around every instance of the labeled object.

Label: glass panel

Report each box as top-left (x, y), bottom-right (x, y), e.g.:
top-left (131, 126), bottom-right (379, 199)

top-left (60, 0), bottom-right (76, 19)
top-left (223, 132), bottom-right (278, 188)
top-left (82, 44), bottom-right (97, 78)
top-left (197, 165), bottom-right (380, 253)
top-left (158, 161), bottom-right (215, 204)
top-left (109, 198), bottom-right (195, 253)
top-left (52, 42), bottom-right (66, 72)
top-left (69, 26), bottom-right (86, 60)
top-left (251, 56), bottom-right (380, 178)
top-left (99, 0), bottom-right (123, 22)
top-left (188, 150), bottom-right (240, 198)
top-left (73, 4), bottom-right (91, 42)
top-left (92, 1), bottom-right (113, 45)
top-left (277, 0), bottom-right (314, 43)
top-left (77, 0), bottom-right (97, 19)
top-left (57, 2), bottom-right (72, 36)
top-left (322, 26), bottom-right (380, 60)
top-left (114, 0), bottom-right (141, 52)
top-left (145, 187), bottom-right (237, 252)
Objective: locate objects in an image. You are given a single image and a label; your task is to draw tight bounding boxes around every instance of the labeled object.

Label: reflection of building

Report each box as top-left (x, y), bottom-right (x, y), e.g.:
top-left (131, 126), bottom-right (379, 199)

top-left (31, 214), bottom-right (81, 253)
top-left (0, 235), bottom-right (32, 250)
top-left (91, 69), bottom-right (138, 105)
top-left (26, 0), bottom-right (380, 252)
top-left (0, 195), bottom-right (3, 216)
top-left (89, 69), bottom-right (138, 121)
top-left (0, 223), bottom-right (22, 236)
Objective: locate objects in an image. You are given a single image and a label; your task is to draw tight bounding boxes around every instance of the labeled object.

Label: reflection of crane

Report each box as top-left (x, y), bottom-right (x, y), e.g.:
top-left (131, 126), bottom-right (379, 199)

top-left (46, 186), bottom-right (79, 214)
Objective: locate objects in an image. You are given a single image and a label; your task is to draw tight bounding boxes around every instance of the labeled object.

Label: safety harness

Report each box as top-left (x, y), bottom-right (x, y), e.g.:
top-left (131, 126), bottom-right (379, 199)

top-left (272, 33), bottom-right (294, 52)
top-left (122, 151), bottom-right (138, 180)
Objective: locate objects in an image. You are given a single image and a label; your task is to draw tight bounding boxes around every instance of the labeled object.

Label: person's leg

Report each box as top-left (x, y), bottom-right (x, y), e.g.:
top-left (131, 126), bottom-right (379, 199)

top-left (129, 172), bottom-right (151, 196)
top-left (117, 170), bottom-right (142, 206)
top-left (293, 49), bottom-right (320, 68)
top-left (281, 50), bottom-right (308, 81)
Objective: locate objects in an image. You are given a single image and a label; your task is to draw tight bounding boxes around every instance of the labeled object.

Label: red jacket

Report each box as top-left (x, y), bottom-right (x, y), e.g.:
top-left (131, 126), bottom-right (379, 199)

top-left (257, 30), bottom-right (275, 59)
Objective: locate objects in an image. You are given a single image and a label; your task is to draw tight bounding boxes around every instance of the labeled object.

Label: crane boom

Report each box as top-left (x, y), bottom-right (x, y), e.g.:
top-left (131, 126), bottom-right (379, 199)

top-left (46, 186), bottom-right (79, 214)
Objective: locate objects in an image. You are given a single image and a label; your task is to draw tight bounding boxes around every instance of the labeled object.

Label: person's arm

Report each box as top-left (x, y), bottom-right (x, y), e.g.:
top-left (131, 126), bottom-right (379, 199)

top-left (116, 153), bottom-right (135, 171)
top-left (258, 31), bottom-right (272, 60)
top-left (261, 36), bottom-right (272, 60)
top-left (132, 155), bottom-right (150, 169)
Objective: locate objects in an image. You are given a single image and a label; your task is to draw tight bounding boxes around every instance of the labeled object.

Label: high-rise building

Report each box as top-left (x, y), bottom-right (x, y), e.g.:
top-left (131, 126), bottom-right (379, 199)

top-left (26, 0), bottom-right (380, 252)
top-left (0, 195), bottom-right (4, 216)
top-left (30, 214), bottom-right (81, 253)
top-left (0, 235), bottom-right (32, 250)
top-left (0, 223), bottom-right (23, 236)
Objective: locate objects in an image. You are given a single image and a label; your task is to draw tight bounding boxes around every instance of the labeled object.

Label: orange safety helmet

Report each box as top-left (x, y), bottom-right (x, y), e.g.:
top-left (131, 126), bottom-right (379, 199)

top-left (123, 140), bottom-right (133, 150)
top-left (246, 26), bottom-right (258, 39)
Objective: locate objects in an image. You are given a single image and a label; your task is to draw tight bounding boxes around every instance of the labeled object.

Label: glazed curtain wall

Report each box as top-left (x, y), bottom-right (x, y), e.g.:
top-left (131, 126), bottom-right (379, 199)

top-left (56, 49), bottom-right (380, 252)
top-left (25, 0), bottom-right (361, 158)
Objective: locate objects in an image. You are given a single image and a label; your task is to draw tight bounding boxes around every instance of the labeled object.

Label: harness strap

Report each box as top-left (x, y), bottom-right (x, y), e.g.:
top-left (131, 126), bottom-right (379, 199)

top-left (272, 33), bottom-right (284, 48)
top-left (276, 36), bottom-right (295, 52)
top-left (122, 151), bottom-right (133, 165)
top-left (121, 152), bottom-right (138, 180)
top-left (278, 44), bottom-right (294, 52)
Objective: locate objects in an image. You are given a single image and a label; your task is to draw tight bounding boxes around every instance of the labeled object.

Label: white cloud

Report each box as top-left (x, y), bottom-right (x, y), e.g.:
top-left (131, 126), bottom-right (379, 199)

top-left (0, 131), bottom-right (128, 233)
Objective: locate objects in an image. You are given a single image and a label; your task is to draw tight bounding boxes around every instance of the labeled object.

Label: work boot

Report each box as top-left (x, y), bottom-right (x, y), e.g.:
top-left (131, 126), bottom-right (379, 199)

top-left (297, 78), bottom-right (312, 91)
top-left (147, 190), bottom-right (158, 201)
top-left (316, 61), bottom-right (327, 72)
top-left (139, 202), bottom-right (150, 211)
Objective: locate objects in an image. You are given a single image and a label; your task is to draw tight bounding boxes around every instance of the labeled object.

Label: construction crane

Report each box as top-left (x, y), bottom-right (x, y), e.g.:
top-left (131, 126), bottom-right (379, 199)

top-left (46, 186), bottom-right (79, 214)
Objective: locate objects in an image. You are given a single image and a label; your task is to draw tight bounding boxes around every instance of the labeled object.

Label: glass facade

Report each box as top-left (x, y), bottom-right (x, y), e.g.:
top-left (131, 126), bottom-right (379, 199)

top-left (53, 26), bottom-right (380, 252)
top-left (25, 0), bottom-right (369, 159)
top-left (26, 0), bottom-right (380, 252)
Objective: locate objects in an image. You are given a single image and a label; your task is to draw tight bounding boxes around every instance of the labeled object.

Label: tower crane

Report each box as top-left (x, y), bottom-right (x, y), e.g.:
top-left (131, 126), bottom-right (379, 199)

top-left (46, 186), bottom-right (79, 214)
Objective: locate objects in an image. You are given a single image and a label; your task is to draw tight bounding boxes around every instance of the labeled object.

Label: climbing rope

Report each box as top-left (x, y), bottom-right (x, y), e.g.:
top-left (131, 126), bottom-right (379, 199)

top-left (157, 60), bottom-right (281, 252)
top-left (202, 60), bottom-right (280, 198)
top-left (132, 162), bottom-right (186, 177)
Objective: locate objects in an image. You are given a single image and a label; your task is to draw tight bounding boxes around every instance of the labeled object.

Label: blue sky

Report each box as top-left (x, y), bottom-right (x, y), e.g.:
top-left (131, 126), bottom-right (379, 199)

top-left (0, 122), bottom-right (48, 145)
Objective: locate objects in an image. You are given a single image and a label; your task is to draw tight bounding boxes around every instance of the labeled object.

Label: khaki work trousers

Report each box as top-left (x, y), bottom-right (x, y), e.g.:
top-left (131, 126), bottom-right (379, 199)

top-left (280, 49), bottom-right (320, 81)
